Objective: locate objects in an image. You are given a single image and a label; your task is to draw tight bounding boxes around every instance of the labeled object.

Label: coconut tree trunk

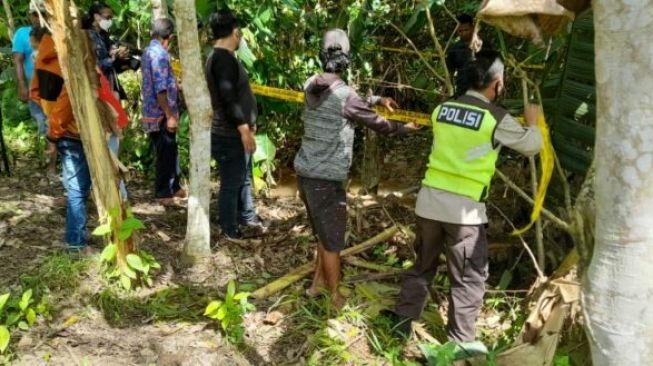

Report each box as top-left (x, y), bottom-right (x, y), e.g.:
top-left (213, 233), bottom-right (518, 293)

top-left (46, 0), bottom-right (132, 265)
top-left (583, 1), bottom-right (653, 365)
top-left (2, 0), bottom-right (14, 39)
top-left (150, 0), bottom-right (169, 20)
top-left (174, 0), bottom-right (212, 261)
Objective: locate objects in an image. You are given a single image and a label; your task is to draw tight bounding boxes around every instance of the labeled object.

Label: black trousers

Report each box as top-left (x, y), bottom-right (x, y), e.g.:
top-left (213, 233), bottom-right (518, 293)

top-left (395, 216), bottom-right (488, 343)
top-left (149, 129), bottom-right (181, 198)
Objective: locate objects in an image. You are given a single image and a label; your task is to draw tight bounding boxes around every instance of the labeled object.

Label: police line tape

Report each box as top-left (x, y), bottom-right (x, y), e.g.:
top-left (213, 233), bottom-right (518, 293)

top-left (250, 84), bottom-right (433, 126)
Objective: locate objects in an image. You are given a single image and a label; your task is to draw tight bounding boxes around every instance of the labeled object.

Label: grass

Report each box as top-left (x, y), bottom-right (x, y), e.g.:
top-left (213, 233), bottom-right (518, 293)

top-left (92, 285), bottom-right (223, 327)
top-left (20, 252), bottom-right (91, 297)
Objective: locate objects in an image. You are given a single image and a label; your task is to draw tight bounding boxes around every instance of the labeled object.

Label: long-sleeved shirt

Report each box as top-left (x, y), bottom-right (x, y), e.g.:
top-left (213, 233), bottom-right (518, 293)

top-left (415, 90), bottom-right (542, 225)
top-left (205, 48), bottom-right (257, 138)
top-left (294, 73), bottom-right (409, 182)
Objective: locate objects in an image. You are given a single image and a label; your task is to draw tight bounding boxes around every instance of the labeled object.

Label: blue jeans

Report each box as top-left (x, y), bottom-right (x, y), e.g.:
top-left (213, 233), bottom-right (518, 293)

top-left (28, 101), bottom-right (48, 136)
top-left (211, 135), bottom-right (256, 235)
top-left (107, 133), bottom-right (128, 200)
top-left (57, 138), bottom-right (91, 248)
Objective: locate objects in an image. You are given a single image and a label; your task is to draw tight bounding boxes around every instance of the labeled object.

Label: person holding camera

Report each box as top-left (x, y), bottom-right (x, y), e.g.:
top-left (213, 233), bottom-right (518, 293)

top-left (83, 2), bottom-right (133, 200)
top-left (391, 51), bottom-right (542, 351)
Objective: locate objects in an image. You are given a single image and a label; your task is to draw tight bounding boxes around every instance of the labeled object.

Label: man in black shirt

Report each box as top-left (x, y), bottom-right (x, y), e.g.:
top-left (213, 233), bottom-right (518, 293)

top-left (205, 10), bottom-right (266, 239)
top-left (446, 14), bottom-right (492, 98)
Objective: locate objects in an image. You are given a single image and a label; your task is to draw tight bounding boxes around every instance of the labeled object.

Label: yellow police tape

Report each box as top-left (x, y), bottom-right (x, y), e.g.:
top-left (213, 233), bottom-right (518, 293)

top-left (173, 59), bottom-right (554, 233)
top-left (512, 114), bottom-right (554, 235)
top-left (250, 84), bottom-right (432, 126)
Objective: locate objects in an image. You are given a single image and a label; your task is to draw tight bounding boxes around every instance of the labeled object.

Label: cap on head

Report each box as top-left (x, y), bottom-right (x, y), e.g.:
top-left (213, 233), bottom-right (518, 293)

top-left (322, 29), bottom-right (350, 54)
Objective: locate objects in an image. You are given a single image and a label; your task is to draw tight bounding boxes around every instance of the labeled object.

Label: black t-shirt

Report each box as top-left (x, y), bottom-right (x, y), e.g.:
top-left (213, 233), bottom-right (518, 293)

top-left (205, 48), bottom-right (257, 137)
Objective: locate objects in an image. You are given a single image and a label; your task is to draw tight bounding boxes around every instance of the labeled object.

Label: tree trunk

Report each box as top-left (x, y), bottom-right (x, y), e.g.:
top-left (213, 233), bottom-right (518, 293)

top-left (150, 0), bottom-right (169, 20)
top-left (361, 129), bottom-right (381, 194)
top-left (46, 0), bottom-right (132, 265)
top-left (584, 2), bottom-right (653, 365)
top-left (174, 0), bottom-right (212, 261)
top-left (2, 0), bottom-right (14, 39)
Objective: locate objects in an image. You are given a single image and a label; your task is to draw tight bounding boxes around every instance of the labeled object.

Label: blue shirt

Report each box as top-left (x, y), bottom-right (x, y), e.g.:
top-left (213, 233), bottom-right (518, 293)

top-left (140, 40), bottom-right (178, 133)
top-left (11, 26), bottom-right (35, 84)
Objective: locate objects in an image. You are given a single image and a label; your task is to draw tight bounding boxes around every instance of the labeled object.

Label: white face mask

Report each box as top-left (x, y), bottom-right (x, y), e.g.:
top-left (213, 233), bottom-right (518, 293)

top-left (99, 19), bottom-right (112, 31)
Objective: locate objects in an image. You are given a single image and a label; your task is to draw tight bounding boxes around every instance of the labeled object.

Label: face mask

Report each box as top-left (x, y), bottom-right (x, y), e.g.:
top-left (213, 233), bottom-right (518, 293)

top-left (99, 19), bottom-right (112, 31)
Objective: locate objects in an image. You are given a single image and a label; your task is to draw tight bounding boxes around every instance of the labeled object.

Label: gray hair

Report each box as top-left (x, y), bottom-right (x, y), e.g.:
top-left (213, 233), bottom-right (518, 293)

top-left (152, 18), bottom-right (174, 39)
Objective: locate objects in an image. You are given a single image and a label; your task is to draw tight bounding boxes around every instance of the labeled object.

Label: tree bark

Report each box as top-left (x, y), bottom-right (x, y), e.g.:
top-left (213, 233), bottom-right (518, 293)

top-left (174, 0), bottom-right (212, 261)
top-left (584, 2), bottom-right (653, 365)
top-left (46, 0), bottom-right (131, 265)
top-left (150, 0), bottom-right (169, 20)
top-left (2, 0), bottom-right (14, 39)
top-left (361, 129), bottom-right (381, 194)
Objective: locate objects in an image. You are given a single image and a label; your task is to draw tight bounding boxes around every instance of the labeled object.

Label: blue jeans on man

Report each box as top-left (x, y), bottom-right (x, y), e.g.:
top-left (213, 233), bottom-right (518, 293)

top-left (28, 101), bottom-right (48, 136)
top-left (57, 138), bottom-right (91, 248)
top-left (211, 135), bottom-right (256, 237)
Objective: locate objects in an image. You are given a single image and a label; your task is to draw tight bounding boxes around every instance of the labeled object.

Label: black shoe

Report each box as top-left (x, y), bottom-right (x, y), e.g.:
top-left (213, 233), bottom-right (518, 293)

top-left (222, 230), bottom-right (244, 240)
top-left (381, 309), bottom-right (413, 340)
top-left (240, 217), bottom-right (270, 233)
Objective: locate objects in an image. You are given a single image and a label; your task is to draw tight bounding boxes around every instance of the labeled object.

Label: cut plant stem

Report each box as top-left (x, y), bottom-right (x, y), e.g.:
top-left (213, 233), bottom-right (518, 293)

top-left (251, 226), bottom-right (399, 299)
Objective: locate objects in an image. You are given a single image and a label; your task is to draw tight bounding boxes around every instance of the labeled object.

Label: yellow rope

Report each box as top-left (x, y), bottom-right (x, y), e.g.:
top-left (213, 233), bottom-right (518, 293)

top-left (513, 112), bottom-right (555, 235)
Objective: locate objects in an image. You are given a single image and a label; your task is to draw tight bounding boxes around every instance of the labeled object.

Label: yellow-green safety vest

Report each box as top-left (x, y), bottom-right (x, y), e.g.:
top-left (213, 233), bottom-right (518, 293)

top-left (422, 97), bottom-right (502, 202)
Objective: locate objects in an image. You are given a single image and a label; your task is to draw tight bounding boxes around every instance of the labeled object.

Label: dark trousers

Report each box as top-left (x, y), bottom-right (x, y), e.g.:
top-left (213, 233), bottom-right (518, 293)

top-left (395, 216), bottom-right (488, 343)
top-left (211, 135), bottom-right (256, 235)
top-left (149, 129), bottom-right (181, 198)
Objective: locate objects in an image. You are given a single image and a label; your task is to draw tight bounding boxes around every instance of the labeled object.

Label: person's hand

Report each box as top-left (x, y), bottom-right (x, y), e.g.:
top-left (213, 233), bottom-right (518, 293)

top-left (117, 47), bottom-right (130, 59)
top-left (524, 104), bottom-right (541, 127)
top-left (403, 122), bottom-right (422, 132)
top-left (166, 115), bottom-right (178, 133)
top-left (241, 129), bottom-right (256, 154)
top-left (380, 97), bottom-right (399, 113)
top-left (18, 85), bottom-right (29, 102)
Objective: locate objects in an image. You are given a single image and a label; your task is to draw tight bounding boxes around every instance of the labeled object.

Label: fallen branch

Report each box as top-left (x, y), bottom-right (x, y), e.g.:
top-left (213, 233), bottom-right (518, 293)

top-left (344, 271), bottom-right (401, 284)
top-left (343, 257), bottom-right (396, 273)
top-left (251, 226), bottom-right (399, 299)
top-left (495, 169), bottom-right (570, 233)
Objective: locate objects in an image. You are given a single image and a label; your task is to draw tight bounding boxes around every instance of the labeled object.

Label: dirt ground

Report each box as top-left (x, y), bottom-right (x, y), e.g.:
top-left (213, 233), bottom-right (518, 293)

top-left (0, 133), bottom-right (542, 365)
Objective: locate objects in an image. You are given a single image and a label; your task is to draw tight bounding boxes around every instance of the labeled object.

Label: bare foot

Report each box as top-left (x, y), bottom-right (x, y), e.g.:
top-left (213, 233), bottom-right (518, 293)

top-left (330, 292), bottom-right (347, 310)
top-left (306, 282), bottom-right (325, 298)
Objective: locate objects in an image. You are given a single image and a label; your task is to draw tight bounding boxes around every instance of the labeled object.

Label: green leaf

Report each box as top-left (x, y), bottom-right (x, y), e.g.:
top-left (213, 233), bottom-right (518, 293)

top-left (121, 217), bottom-right (145, 231)
top-left (18, 321), bottom-right (29, 331)
top-left (19, 289), bottom-right (32, 311)
top-left (0, 326), bottom-right (9, 353)
top-left (120, 275), bottom-right (131, 290)
top-left (0, 293), bottom-right (9, 312)
top-left (122, 265), bottom-right (137, 279)
top-left (92, 223), bottom-right (112, 236)
top-left (233, 293), bottom-right (250, 301)
top-left (496, 270), bottom-right (513, 290)
top-left (100, 244), bottom-right (117, 262)
top-left (216, 306), bottom-right (227, 321)
top-left (220, 318), bottom-right (229, 330)
top-left (204, 301), bottom-right (222, 316)
top-left (118, 228), bottom-right (133, 241)
top-left (26, 308), bottom-right (36, 326)
top-left (227, 281), bottom-right (236, 300)
top-left (6, 313), bottom-right (20, 326)
top-left (126, 254), bottom-right (146, 272)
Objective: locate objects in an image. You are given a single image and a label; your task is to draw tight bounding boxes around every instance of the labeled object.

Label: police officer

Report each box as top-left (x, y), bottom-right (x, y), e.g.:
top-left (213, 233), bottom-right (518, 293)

top-left (393, 50), bottom-right (542, 348)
